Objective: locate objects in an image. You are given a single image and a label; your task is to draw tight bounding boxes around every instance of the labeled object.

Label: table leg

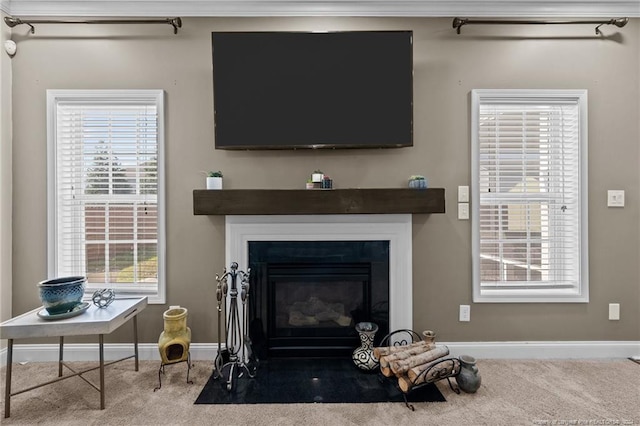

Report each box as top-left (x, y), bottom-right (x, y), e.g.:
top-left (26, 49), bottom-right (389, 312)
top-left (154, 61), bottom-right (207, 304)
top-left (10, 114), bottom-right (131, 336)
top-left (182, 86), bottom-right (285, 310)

top-left (99, 334), bottom-right (105, 410)
top-left (133, 314), bottom-right (139, 372)
top-left (4, 339), bottom-right (13, 418)
top-left (58, 336), bottom-right (64, 377)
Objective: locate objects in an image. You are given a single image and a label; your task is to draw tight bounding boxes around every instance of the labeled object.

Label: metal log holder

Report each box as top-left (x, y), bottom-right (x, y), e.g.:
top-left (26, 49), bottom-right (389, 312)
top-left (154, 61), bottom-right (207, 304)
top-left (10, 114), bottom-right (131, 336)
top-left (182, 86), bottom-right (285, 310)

top-left (378, 329), bottom-right (461, 411)
top-left (213, 262), bottom-right (257, 391)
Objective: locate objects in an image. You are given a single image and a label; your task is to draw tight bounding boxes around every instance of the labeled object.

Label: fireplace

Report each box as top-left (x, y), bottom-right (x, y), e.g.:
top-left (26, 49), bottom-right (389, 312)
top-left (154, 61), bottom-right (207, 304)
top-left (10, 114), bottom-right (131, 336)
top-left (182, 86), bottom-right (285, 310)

top-left (248, 241), bottom-right (390, 358)
top-left (226, 214), bottom-right (413, 359)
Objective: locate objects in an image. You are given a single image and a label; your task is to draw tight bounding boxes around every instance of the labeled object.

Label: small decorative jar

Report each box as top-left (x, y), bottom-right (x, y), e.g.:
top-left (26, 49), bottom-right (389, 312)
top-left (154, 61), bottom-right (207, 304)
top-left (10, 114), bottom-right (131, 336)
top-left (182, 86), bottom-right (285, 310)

top-left (352, 322), bottom-right (379, 371)
top-left (408, 175), bottom-right (428, 189)
top-left (455, 354), bottom-right (482, 393)
top-left (422, 330), bottom-right (436, 344)
top-left (321, 176), bottom-right (333, 189)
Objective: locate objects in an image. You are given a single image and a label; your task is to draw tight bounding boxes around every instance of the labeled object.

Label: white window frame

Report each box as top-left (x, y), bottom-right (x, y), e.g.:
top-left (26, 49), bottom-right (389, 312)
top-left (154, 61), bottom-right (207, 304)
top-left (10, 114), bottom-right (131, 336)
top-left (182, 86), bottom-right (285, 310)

top-left (47, 89), bottom-right (166, 304)
top-left (471, 89), bottom-right (588, 303)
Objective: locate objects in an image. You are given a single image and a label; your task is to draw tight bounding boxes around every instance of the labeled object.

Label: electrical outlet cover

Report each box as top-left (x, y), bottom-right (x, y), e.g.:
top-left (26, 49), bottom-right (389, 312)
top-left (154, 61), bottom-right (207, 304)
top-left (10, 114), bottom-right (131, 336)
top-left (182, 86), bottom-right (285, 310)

top-left (607, 190), bottom-right (625, 207)
top-left (459, 305), bottom-right (470, 321)
top-left (609, 303), bottom-right (620, 320)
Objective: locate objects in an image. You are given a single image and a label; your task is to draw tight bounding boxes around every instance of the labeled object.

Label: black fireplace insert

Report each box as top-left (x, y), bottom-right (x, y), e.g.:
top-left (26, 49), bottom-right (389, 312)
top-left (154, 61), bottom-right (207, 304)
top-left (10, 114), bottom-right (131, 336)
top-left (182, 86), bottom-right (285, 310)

top-left (248, 241), bottom-right (390, 359)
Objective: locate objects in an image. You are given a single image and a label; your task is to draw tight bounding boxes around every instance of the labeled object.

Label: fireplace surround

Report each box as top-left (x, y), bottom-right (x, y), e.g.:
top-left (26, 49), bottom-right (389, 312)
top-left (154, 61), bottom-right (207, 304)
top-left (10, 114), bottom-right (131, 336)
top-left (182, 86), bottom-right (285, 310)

top-left (226, 214), bottom-right (413, 358)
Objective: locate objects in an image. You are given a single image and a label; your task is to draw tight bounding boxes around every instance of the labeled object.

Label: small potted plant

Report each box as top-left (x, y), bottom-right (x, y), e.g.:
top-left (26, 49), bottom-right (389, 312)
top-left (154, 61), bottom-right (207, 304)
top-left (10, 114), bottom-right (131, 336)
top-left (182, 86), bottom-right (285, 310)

top-left (306, 178), bottom-right (315, 190)
top-left (206, 171), bottom-right (223, 190)
top-left (408, 175), bottom-right (427, 189)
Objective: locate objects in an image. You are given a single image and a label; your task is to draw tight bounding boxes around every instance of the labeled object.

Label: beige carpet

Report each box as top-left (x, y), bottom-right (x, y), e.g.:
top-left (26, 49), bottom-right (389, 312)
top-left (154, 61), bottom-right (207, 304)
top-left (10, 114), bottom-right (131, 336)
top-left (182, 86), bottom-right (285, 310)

top-left (1, 359), bottom-right (639, 425)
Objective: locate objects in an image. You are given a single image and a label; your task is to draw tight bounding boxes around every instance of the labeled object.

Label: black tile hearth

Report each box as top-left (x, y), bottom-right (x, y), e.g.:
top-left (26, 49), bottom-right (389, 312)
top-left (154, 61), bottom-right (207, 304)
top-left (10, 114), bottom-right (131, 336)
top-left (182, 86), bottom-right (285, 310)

top-left (194, 358), bottom-right (446, 404)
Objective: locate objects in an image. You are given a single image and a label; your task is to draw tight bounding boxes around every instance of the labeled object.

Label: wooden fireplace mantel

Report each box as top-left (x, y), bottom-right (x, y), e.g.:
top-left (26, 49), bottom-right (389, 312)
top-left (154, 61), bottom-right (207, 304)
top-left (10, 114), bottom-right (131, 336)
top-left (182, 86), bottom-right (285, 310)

top-left (193, 188), bottom-right (445, 215)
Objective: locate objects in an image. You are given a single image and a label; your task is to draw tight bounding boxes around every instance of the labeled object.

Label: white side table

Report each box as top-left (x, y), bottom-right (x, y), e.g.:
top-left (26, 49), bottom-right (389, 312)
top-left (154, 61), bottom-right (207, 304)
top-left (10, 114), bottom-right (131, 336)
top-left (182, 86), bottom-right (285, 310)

top-left (0, 297), bottom-right (147, 418)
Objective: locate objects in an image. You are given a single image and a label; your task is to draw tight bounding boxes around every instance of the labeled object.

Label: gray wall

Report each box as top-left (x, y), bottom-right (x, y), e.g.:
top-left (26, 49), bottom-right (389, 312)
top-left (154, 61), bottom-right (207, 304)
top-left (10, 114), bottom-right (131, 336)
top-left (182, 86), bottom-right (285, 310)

top-left (7, 17), bottom-right (640, 344)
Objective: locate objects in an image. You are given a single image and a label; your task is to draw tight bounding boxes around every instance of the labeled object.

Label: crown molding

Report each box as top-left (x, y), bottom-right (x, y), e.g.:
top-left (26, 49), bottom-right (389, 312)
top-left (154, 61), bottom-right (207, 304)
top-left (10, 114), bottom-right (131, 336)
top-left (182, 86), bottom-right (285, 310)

top-left (1, 1), bottom-right (638, 18)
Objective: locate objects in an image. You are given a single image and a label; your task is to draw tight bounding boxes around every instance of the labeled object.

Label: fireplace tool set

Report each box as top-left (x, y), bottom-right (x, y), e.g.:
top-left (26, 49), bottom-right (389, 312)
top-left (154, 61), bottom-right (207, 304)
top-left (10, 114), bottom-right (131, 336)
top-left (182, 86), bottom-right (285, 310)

top-left (213, 262), bottom-right (258, 391)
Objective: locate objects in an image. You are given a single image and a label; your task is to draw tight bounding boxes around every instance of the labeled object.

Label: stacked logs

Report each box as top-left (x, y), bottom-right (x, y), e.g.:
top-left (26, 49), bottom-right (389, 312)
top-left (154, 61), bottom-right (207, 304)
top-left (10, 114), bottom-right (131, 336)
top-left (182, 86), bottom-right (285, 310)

top-left (373, 332), bottom-right (459, 393)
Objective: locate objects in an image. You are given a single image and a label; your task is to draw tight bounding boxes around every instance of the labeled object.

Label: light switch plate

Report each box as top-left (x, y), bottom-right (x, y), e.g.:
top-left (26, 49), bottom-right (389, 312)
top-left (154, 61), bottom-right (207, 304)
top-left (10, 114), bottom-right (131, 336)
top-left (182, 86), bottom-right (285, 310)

top-left (458, 203), bottom-right (469, 220)
top-left (458, 185), bottom-right (469, 202)
top-left (607, 190), bottom-right (625, 207)
top-left (609, 303), bottom-right (620, 320)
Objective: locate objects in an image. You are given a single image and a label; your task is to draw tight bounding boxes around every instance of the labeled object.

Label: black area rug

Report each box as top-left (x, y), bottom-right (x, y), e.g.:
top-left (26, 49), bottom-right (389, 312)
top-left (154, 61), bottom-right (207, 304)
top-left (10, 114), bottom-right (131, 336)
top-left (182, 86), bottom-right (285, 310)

top-left (194, 358), bottom-right (446, 404)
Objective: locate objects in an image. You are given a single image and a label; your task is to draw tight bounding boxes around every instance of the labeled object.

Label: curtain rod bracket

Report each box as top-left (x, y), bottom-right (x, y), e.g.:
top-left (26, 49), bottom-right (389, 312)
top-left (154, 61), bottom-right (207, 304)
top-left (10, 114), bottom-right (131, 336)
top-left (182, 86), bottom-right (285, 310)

top-left (453, 17), bottom-right (467, 34)
top-left (3, 16), bottom-right (182, 35)
top-left (453, 17), bottom-right (628, 35)
top-left (168, 17), bottom-right (182, 35)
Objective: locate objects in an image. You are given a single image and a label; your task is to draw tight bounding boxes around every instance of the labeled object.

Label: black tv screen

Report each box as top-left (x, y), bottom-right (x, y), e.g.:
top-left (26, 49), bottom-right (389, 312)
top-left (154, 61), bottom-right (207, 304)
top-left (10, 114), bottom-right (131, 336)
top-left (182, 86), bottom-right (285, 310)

top-left (212, 31), bottom-right (413, 150)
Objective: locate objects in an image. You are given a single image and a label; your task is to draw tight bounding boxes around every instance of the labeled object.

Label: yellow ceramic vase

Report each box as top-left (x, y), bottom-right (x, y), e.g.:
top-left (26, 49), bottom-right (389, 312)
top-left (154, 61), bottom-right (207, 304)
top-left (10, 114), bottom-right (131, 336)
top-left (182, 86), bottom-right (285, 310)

top-left (158, 306), bottom-right (192, 364)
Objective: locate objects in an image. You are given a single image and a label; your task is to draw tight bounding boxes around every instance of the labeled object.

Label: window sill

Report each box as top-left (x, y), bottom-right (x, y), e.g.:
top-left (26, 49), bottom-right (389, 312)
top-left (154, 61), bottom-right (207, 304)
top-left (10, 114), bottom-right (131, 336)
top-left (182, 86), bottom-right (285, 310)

top-left (84, 287), bottom-right (165, 305)
top-left (474, 288), bottom-right (589, 303)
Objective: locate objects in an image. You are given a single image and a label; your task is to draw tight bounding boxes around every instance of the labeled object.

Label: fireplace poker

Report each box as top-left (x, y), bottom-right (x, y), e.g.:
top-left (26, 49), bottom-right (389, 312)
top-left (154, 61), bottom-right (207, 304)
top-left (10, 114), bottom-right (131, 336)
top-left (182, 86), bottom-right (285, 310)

top-left (213, 272), bottom-right (225, 379)
top-left (240, 270), bottom-right (258, 372)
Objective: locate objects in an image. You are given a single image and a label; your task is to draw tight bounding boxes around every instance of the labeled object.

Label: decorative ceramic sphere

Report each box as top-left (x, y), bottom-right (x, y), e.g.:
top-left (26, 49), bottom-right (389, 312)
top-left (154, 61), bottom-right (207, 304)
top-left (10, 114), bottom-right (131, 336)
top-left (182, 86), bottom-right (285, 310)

top-left (38, 276), bottom-right (86, 315)
top-left (92, 288), bottom-right (116, 308)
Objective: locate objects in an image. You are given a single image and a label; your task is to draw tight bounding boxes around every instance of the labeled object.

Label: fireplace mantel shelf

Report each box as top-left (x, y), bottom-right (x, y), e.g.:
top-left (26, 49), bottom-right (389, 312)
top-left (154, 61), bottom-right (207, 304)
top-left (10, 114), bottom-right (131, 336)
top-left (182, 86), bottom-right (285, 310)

top-left (193, 188), bottom-right (445, 215)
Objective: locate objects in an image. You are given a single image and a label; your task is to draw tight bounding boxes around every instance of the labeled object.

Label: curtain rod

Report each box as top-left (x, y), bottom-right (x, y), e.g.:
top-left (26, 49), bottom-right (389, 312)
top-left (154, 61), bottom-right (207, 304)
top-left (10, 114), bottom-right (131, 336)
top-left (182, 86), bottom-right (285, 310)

top-left (3, 16), bottom-right (182, 34)
top-left (452, 17), bottom-right (628, 35)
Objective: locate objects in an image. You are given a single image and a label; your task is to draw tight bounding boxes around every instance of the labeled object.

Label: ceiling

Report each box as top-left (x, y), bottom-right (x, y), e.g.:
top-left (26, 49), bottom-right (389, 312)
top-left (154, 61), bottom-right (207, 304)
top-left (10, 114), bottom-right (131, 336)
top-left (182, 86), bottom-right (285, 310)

top-left (1, 0), bottom-right (639, 18)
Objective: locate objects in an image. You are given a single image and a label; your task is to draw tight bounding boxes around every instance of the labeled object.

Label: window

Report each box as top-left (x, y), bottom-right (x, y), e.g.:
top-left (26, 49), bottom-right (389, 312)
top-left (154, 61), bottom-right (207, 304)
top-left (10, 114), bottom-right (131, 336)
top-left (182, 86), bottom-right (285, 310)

top-left (471, 89), bottom-right (588, 303)
top-left (47, 90), bottom-right (165, 303)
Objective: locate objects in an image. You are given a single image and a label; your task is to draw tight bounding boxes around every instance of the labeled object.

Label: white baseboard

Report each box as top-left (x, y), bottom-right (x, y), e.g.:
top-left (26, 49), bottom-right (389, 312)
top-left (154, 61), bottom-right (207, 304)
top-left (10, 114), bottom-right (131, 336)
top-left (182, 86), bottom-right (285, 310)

top-left (442, 341), bottom-right (640, 359)
top-left (1, 341), bottom-right (639, 365)
top-left (0, 343), bottom-right (220, 365)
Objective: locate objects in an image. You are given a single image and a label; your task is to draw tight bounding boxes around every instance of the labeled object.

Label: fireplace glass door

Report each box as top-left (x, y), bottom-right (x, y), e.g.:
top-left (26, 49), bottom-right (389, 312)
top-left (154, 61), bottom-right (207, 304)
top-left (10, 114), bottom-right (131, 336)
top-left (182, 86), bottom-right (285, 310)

top-left (269, 264), bottom-right (369, 355)
top-left (249, 241), bottom-right (389, 358)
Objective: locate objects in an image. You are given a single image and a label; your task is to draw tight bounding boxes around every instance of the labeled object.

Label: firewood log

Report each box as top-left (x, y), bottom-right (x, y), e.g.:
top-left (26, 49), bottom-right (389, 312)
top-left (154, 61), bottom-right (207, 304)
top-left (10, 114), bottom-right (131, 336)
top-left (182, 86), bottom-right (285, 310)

top-left (380, 365), bottom-right (394, 377)
top-left (378, 342), bottom-right (436, 368)
top-left (373, 340), bottom-right (428, 360)
top-left (389, 345), bottom-right (449, 375)
top-left (397, 374), bottom-right (414, 393)
top-left (407, 357), bottom-right (460, 387)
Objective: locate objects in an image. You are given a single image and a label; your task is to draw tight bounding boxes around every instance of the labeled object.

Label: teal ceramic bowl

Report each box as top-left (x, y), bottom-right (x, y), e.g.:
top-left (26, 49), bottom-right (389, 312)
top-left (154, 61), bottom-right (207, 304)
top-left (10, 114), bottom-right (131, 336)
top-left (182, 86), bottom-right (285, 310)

top-left (38, 276), bottom-right (86, 315)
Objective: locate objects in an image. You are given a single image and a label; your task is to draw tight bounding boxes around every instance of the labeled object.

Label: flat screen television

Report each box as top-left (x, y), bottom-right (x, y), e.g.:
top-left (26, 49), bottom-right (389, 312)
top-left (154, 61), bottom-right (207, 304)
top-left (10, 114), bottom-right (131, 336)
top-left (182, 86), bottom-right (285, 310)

top-left (211, 31), bottom-right (413, 150)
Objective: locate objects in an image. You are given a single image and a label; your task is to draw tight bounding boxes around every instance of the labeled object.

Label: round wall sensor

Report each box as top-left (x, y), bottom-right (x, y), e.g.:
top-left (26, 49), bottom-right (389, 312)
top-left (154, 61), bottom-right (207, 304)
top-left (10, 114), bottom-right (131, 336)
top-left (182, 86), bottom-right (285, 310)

top-left (4, 40), bottom-right (17, 57)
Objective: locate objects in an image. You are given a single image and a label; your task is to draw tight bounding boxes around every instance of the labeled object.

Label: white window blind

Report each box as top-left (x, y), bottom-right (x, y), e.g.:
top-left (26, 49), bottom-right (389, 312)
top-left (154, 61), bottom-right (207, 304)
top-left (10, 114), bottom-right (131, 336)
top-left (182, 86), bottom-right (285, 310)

top-left (47, 90), bottom-right (165, 303)
top-left (471, 90), bottom-right (588, 303)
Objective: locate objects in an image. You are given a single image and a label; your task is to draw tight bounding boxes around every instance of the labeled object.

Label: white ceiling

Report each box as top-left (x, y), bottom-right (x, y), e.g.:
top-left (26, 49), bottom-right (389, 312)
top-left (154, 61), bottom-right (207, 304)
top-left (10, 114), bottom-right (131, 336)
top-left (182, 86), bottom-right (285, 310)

top-left (1, 0), bottom-right (639, 18)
